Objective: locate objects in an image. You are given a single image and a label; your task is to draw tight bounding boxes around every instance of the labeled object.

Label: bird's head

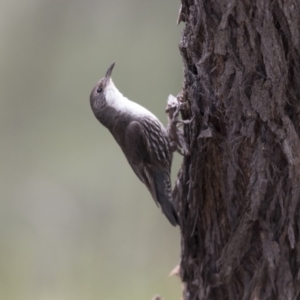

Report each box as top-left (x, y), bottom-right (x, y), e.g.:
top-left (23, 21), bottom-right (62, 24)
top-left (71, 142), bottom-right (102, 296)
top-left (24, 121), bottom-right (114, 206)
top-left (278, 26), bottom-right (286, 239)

top-left (90, 62), bottom-right (118, 111)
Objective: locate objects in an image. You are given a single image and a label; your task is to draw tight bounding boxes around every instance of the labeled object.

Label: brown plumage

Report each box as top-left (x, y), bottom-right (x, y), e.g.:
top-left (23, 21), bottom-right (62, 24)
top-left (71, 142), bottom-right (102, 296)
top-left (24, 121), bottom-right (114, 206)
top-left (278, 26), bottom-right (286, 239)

top-left (89, 63), bottom-right (179, 226)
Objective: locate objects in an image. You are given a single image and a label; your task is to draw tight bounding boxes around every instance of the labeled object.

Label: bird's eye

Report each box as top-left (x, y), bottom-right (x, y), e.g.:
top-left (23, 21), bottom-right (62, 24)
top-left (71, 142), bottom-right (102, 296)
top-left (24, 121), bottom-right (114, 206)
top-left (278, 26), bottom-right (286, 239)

top-left (97, 87), bottom-right (102, 93)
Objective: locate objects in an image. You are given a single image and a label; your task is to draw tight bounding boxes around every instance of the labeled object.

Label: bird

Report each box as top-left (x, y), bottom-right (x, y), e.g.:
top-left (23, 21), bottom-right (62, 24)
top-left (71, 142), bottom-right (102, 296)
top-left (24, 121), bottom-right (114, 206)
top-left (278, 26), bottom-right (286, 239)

top-left (89, 63), bottom-right (179, 226)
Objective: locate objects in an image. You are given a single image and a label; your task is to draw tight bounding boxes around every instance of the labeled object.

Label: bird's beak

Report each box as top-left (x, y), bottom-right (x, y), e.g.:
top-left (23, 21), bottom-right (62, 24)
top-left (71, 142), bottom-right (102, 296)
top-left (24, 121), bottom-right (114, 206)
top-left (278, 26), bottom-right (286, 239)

top-left (104, 62), bottom-right (116, 85)
top-left (105, 62), bottom-right (115, 78)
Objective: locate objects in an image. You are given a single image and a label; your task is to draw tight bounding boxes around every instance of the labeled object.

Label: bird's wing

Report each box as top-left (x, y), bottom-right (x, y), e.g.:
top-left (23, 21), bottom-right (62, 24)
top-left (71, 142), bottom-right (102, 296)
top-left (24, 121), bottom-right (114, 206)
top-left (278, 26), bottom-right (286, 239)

top-left (124, 121), bottom-right (179, 226)
top-left (124, 121), bottom-right (158, 205)
top-left (124, 121), bottom-right (150, 166)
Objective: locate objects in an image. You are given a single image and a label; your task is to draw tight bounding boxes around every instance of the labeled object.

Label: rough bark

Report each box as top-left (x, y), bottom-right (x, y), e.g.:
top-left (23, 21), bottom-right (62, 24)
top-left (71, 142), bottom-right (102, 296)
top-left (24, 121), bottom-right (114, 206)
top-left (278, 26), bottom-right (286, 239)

top-left (177, 1), bottom-right (300, 299)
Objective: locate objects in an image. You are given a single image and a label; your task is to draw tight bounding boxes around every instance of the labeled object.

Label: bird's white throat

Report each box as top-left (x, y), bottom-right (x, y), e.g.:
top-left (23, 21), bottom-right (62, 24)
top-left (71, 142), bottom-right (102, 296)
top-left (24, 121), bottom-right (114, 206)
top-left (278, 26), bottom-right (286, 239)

top-left (105, 80), bottom-right (159, 120)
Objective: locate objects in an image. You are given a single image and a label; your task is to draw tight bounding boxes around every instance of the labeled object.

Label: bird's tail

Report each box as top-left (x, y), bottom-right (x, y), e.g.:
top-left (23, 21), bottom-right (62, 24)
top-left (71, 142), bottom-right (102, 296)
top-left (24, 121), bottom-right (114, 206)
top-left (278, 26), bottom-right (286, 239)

top-left (152, 170), bottom-right (179, 226)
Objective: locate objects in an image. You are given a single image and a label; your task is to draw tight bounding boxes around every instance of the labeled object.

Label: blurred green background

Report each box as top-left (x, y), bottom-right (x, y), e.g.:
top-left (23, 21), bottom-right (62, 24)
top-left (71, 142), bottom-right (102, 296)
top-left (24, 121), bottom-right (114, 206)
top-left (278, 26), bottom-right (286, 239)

top-left (0, 0), bottom-right (184, 299)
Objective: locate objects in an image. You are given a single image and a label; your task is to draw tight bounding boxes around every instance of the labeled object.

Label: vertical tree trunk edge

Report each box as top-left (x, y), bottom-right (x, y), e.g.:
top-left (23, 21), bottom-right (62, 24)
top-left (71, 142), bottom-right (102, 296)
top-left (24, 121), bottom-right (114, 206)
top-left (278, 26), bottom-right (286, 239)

top-left (177, 1), bottom-right (300, 299)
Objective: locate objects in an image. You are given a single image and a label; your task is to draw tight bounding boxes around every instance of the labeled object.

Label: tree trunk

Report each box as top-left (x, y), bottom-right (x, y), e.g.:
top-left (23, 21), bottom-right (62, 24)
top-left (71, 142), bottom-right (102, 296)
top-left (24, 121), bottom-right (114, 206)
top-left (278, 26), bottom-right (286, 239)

top-left (177, 1), bottom-right (300, 299)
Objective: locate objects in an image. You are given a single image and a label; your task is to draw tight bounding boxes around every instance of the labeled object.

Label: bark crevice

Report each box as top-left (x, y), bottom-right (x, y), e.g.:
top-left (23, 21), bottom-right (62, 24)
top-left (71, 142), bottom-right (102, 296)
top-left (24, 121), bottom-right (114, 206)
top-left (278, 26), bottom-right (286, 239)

top-left (178, 1), bottom-right (300, 299)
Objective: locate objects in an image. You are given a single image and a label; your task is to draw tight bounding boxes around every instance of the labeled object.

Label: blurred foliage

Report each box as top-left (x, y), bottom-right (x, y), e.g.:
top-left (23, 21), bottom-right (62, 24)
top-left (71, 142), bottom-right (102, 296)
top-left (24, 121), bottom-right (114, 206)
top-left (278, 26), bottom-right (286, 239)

top-left (0, 0), bottom-right (184, 299)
